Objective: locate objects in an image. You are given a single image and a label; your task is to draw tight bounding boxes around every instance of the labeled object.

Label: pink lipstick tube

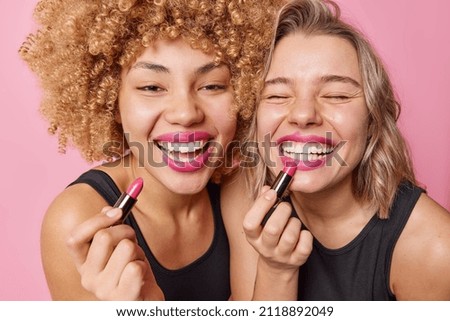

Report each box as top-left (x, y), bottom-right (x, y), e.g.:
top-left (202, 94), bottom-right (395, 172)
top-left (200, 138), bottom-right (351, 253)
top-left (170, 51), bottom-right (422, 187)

top-left (261, 166), bottom-right (297, 226)
top-left (114, 177), bottom-right (143, 224)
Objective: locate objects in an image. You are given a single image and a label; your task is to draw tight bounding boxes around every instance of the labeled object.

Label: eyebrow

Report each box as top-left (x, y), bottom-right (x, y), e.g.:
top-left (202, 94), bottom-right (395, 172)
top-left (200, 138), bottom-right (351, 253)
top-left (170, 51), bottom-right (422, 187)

top-left (130, 61), bottom-right (224, 76)
top-left (131, 62), bottom-right (169, 73)
top-left (264, 75), bottom-right (362, 88)
top-left (264, 77), bottom-right (294, 87)
top-left (195, 62), bottom-right (225, 76)
top-left (320, 74), bottom-right (361, 88)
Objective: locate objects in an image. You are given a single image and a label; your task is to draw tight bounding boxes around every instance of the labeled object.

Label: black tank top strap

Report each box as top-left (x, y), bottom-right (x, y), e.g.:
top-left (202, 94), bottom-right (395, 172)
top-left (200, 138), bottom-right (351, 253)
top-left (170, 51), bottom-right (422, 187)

top-left (383, 181), bottom-right (424, 241)
top-left (377, 181), bottom-right (425, 298)
top-left (67, 169), bottom-right (122, 205)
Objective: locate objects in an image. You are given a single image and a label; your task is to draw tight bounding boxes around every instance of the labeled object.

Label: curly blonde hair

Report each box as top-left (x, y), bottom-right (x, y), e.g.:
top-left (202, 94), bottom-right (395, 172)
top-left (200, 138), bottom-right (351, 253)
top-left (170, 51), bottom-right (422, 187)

top-left (20, 0), bottom-right (283, 163)
top-left (246, 0), bottom-right (417, 218)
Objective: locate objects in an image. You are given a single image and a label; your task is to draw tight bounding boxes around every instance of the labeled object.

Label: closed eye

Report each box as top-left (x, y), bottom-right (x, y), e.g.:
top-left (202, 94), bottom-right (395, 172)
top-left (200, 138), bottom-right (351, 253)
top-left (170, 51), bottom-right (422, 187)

top-left (267, 95), bottom-right (288, 99)
top-left (263, 94), bottom-right (290, 104)
top-left (321, 91), bottom-right (362, 103)
top-left (323, 95), bottom-right (350, 100)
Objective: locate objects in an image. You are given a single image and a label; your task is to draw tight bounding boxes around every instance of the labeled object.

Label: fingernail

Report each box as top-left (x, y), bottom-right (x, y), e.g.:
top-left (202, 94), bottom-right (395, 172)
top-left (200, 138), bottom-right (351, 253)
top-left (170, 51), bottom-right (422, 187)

top-left (101, 206), bottom-right (112, 214)
top-left (106, 208), bottom-right (121, 218)
top-left (264, 189), bottom-right (277, 201)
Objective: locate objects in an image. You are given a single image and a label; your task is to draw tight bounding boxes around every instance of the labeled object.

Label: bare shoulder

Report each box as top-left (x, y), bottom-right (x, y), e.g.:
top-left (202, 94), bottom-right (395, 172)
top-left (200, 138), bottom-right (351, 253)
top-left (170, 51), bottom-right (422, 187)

top-left (44, 183), bottom-right (108, 232)
top-left (41, 179), bottom-right (109, 300)
top-left (391, 192), bottom-right (450, 300)
top-left (43, 161), bottom-right (127, 231)
top-left (221, 170), bottom-right (254, 228)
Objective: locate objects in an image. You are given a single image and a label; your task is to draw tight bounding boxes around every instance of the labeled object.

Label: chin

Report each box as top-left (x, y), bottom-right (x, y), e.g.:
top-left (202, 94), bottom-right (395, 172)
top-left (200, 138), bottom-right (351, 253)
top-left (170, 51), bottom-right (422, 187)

top-left (163, 170), bottom-right (214, 195)
top-left (168, 181), bottom-right (208, 195)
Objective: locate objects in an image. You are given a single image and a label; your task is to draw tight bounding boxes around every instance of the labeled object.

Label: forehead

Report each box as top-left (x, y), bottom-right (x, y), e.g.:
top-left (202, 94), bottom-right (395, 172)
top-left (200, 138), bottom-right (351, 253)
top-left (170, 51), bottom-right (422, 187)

top-left (268, 32), bottom-right (361, 82)
top-left (122, 37), bottom-right (228, 77)
top-left (138, 38), bottom-right (214, 62)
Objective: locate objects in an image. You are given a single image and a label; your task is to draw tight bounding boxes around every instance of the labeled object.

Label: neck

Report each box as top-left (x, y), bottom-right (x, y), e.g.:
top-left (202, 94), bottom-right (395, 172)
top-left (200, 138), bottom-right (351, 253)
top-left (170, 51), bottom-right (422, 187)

top-left (290, 175), bottom-right (375, 248)
top-left (126, 155), bottom-right (208, 221)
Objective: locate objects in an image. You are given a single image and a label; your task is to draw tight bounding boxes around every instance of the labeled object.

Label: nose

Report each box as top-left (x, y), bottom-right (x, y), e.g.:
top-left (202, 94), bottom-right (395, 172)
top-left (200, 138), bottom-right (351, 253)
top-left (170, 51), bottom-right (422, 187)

top-left (164, 92), bottom-right (205, 127)
top-left (287, 97), bottom-right (323, 128)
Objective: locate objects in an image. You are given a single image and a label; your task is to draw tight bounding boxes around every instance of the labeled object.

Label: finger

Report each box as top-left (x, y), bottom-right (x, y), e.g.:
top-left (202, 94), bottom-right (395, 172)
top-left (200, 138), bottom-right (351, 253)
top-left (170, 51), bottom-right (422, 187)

top-left (260, 202), bottom-right (292, 248)
top-left (100, 206), bottom-right (112, 215)
top-left (66, 206), bottom-right (123, 267)
top-left (118, 260), bottom-right (150, 300)
top-left (243, 187), bottom-right (278, 239)
top-left (277, 217), bottom-right (301, 256)
top-left (102, 238), bottom-right (146, 285)
top-left (83, 224), bottom-right (137, 274)
top-left (292, 229), bottom-right (313, 264)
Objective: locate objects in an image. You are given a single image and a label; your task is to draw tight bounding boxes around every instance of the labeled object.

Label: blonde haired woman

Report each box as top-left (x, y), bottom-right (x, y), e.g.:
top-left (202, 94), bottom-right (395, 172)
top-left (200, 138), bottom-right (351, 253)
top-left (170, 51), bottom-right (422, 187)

top-left (223, 0), bottom-right (450, 300)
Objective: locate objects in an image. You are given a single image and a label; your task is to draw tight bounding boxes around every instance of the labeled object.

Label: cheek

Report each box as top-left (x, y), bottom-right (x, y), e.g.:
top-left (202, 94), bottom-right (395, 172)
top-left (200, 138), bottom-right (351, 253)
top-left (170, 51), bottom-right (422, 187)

top-left (327, 102), bottom-right (368, 137)
top-left (326, 104), bottom-right (369, 159)
top-left (256, 107), bottom-right (278, 141)
top-left (338, 118), bottom-right (369, 164)
top-left (119, 105), bottom-right (160, 140)
top-left (208, 95), bottom-right (236, 140)
top-left (220, 116), bottom-right (237, 143)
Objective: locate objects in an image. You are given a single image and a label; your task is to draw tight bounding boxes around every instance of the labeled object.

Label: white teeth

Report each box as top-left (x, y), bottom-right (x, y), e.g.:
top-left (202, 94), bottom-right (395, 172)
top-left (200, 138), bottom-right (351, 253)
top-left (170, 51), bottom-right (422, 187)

top-left (158, 140), bottom-right (207, 153)
top-left (281, 142), bottom-right (334, 158)
top-left (156, 140), bottom-right (210, 162)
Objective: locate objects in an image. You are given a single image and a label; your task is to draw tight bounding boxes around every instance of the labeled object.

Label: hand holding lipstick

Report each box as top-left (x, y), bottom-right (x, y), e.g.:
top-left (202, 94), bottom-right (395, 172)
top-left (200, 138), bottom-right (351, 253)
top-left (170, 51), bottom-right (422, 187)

top-left (242, 168), bottom-right (313, 300)
top-left (243, 186), bottom-right (313, 270)
top-left (66, 206), bottom-right (164, 300)
top-left (66, 178), bottom-right (164, 300)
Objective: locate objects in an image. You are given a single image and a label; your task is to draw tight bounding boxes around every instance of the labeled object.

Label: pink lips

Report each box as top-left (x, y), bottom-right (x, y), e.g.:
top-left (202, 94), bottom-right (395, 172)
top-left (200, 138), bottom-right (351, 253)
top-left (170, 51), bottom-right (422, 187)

top-left (277, 132), bottom-right (336, 171)
top-left (276, 133), bottom-right (334, 146)
top-left (154, 131), bottom-right (211, 143)
top-left (154, 131), bottom-right (212, 173)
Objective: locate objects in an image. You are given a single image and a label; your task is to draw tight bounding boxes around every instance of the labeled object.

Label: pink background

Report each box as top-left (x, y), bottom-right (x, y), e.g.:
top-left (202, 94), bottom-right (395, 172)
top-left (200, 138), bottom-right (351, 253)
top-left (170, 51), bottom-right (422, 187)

top-left (1, 0), bottom-right (449, 300)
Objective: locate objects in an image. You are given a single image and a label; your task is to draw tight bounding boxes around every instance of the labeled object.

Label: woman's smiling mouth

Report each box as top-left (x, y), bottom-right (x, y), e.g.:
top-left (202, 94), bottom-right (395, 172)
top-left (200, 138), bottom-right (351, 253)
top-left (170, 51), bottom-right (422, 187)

top-left (276, 133), bottom-right (339, 170)
top-left (279, 141), bottom-right (334, 162)
top-left (156, 140), bottom-right (211, 162)
top-left (153, 131), bottom-right (214, 172)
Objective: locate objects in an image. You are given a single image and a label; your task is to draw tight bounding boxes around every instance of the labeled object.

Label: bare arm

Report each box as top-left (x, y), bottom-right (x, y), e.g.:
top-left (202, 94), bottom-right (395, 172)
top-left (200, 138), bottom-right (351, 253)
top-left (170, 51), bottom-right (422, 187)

top-left (391, 193), bottom-right (450, 300)
top-left (41, 184), bottom-right (105, 300)
top-left (221, 172), bottom-right (259, 300)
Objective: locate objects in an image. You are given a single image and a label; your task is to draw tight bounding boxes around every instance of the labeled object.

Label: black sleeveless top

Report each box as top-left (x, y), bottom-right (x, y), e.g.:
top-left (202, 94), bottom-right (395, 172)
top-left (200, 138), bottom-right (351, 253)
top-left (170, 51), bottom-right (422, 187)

top-left (296, 181), bottom-right (424, 300)
top-left (69, 170), bottom-right (231, 301)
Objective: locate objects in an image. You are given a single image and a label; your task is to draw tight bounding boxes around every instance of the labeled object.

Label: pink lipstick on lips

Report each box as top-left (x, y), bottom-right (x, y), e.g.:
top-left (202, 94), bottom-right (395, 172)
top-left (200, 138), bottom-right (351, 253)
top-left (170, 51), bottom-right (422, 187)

top-left (261, 164), bottom-right (297, 226)
top-left (277, 133), bottom-right (336, 171)
top-left (155, 131), bottom-right (212, 173)
top-left (114, 177), bottom-right (143, 224)
top-left (155, 131), bottom-right (211, 143)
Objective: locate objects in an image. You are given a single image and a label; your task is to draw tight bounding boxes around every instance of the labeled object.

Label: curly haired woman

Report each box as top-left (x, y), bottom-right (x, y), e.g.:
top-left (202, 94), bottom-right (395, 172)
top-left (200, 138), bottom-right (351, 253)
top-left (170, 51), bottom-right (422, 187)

top-left (20, 0), bottom-right (282, 300)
